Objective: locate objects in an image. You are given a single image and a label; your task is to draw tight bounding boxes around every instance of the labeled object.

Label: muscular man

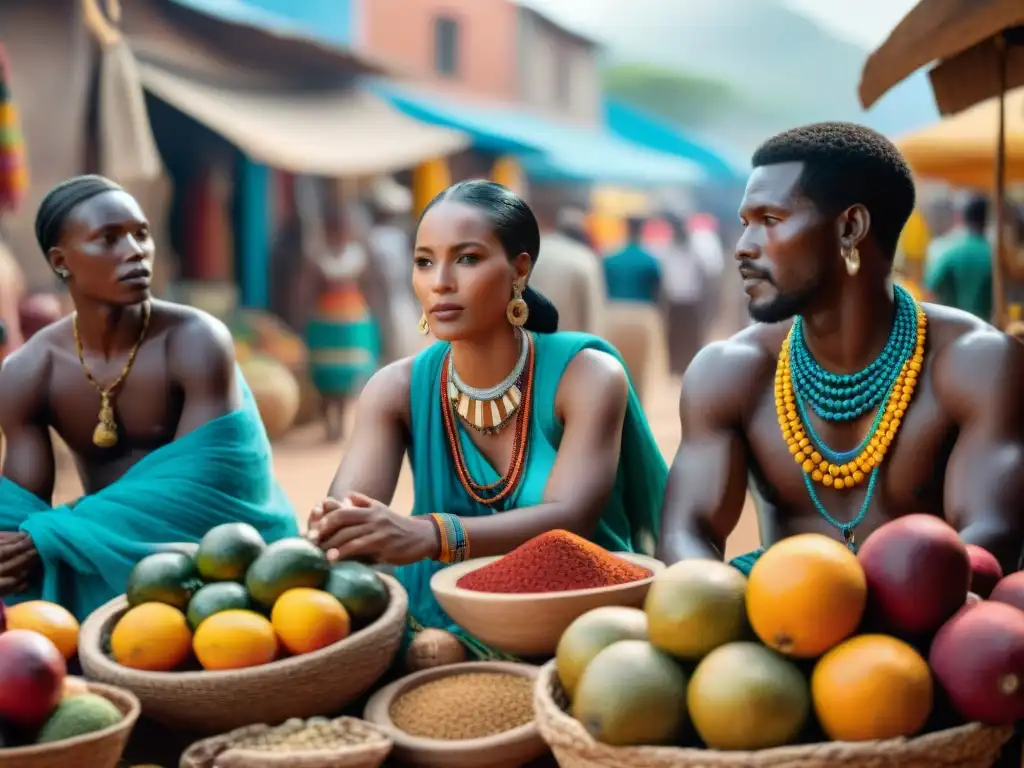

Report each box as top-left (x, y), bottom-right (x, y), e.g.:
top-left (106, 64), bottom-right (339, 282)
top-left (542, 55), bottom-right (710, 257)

top-left (0, 175), bottom-right (297, 616)
top-left (659, 123), bottom-right (1024, 575)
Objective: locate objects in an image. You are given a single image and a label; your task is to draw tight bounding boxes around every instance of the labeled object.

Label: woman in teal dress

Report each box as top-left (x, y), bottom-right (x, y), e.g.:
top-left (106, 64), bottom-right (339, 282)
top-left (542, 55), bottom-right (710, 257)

top-left (307, 180), bottom-right (668, 660)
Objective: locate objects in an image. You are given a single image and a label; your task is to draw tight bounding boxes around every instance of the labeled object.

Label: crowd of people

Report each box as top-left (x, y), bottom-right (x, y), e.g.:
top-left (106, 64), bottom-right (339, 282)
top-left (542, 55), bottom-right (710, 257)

top-left (0, 123), bottom-right (1020, 671)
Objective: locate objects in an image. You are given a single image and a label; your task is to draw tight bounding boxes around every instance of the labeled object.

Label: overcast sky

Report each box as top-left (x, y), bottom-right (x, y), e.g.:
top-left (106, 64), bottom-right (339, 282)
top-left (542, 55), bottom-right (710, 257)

top-left (782, 0), bottom-right (921, 47)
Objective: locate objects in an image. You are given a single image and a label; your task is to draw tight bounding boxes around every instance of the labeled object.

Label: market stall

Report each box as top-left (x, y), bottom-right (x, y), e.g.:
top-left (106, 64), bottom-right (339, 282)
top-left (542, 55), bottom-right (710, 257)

top-left (859, 0), bottom-right (1024, 326)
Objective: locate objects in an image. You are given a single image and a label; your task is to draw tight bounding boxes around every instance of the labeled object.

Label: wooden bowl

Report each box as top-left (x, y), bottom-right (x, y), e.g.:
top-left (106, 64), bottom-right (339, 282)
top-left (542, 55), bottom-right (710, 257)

top-left (0, 682), bottom-right (140, 768)
top-left (430, 553), bottom-right (664, 657)
top-left (78, 574), bottom-right (407, 733)
top-left (363, 661), bottom-right (547, 768)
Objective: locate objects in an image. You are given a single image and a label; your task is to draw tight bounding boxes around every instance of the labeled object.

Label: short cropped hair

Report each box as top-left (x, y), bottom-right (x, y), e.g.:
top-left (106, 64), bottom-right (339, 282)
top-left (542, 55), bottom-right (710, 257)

top-left (751, 122), bottom-right (916, 258)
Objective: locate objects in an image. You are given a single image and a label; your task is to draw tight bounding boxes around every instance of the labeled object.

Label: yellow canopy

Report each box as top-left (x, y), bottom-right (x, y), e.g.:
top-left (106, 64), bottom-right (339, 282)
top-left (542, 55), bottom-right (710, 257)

top-left (896, 87), bottom-right (1024, 189)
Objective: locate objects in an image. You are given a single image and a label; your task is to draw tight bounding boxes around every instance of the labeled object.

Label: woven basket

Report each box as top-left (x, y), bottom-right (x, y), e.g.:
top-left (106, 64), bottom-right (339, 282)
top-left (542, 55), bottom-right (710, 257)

top-left (0, 682), bottom-right (140, 768)
top-left (179, 717), bottom-right (393, 768)
top-left (78, 573), bottom-right (407, 733)
top-left (533, 661), bottom-right (1013, 768)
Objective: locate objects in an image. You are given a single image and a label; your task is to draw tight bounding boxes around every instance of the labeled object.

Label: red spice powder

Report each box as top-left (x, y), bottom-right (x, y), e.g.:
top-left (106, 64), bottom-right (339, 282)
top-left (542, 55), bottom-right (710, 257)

top-left (456, 530), bottom-right (652, 594)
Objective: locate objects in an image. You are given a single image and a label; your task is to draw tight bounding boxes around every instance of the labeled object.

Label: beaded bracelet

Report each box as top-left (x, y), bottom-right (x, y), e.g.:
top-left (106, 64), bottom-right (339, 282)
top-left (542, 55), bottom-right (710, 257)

top-left (429, 512), bottom-right (470, 564)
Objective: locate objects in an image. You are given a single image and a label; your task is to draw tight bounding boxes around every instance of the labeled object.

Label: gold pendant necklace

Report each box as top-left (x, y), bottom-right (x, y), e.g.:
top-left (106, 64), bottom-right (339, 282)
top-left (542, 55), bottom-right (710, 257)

top-left (74, 302), bottom-right (152, 448)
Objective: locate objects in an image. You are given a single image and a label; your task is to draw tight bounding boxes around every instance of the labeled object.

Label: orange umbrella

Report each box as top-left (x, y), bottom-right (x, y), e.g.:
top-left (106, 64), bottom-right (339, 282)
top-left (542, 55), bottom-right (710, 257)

top-left (897, 87), bottom-right (1024, 187)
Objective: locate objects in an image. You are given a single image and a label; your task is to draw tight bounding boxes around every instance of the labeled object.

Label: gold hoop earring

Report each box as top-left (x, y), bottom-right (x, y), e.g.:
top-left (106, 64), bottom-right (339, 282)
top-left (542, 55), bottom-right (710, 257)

top-left (417, 313), bottom-right (430, 335)
top-left (506, 282), bottom-right (529, 327)
top-left (843, 246), bottom-right (860, 277)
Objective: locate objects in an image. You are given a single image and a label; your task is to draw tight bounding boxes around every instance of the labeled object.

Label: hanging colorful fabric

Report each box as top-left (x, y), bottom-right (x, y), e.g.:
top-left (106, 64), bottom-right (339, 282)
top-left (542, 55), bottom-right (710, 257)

top-left (0, 43), bottom-right (29, 214)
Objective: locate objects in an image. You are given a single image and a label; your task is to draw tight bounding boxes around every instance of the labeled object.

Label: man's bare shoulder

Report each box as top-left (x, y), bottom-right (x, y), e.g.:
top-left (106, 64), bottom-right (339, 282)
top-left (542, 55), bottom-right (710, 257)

top-left (680, 322), bottom-right (785, 417)
top-left (924, 303), bottom-right (1024, 417)
top-left (156, 301), bottom-right (233, 350)
top-left (0, 320), bottom-right (70, 424)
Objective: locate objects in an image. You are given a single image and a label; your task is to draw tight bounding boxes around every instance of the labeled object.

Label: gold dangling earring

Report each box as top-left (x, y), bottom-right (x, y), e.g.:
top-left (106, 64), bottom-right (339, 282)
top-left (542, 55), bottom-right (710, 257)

top-left (417, 313), bottom-right (430, 335)
top-left (843, 246), bottom-right (861, 277)
top-left (506, 281), bottom-right (529, 327)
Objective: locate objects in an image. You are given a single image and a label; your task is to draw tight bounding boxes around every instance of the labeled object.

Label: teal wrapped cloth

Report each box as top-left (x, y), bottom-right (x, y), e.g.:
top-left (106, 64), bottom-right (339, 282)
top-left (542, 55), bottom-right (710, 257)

top-left (0, 379), bottom-right (299, 621)
top-left (729, 549), bottom-right (764, 576)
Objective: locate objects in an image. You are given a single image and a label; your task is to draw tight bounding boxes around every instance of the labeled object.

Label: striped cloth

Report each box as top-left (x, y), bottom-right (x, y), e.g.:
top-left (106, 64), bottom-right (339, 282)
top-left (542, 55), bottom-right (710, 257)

top-left (305, 283), bottom-right (380, 397)
top-left (0, 44), bottom-right (28, 213)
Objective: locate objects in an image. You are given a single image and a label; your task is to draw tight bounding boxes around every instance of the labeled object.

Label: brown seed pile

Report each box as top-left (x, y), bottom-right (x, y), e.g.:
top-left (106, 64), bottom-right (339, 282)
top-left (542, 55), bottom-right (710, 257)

top-left (232, 717), bottom-right (384, 752)
top-left (389, 672), bottom-right (534, 740)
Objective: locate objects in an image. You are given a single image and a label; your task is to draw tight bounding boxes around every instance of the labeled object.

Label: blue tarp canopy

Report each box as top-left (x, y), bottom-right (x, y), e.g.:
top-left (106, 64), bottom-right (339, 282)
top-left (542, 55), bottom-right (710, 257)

top-left (372, 81), bottom-right (705, 187)
top-left (603, 99), bottom-right (744, 183)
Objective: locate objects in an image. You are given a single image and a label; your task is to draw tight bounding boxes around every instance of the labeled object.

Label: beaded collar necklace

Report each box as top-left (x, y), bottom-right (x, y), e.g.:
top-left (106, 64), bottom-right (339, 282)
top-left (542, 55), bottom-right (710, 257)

top-left (776, 285), bottom-right (927, 550)
top-left (441, 332), bottom-right (536, 507)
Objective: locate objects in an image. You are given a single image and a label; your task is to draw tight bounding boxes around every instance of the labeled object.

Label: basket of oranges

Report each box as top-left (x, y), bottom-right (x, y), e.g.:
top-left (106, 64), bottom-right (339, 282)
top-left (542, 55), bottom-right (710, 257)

top-left (78, 526), bottom-right (408, 733)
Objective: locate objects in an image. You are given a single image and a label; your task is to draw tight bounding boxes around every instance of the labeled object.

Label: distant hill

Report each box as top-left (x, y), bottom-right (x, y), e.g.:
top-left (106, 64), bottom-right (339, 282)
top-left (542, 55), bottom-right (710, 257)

top-left (518, 0), bottom-right (937, 152)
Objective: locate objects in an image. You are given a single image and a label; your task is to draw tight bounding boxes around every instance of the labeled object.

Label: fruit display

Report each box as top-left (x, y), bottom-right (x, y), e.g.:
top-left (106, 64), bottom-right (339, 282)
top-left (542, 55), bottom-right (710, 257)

top-left (553, 520), bottom-right (1020, 753)
top-left (0, 622), bottom-right (125, 750)
top-left (4, 599), bottom-right (80, 660)
top-left (108, 523), bottom-right (390, 673)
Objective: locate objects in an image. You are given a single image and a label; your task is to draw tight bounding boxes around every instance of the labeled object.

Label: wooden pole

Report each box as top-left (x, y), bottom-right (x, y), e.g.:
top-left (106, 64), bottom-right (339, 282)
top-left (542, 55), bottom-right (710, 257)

top-left (992, 34), bottom-right (1008, 327)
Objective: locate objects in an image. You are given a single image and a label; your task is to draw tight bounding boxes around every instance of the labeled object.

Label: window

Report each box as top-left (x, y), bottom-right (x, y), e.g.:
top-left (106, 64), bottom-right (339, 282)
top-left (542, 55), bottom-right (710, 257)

top-left (434, 16), bottom-right (460, 77)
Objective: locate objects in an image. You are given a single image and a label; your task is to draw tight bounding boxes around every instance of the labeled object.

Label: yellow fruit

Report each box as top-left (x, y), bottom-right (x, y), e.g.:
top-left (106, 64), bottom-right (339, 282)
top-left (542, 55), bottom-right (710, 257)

top-left (193, 610), bottom-right (278, 671)
top-left (746, 534), bottom-right (867, 657)
top-left (556, 607), bottom-right (648, 697)
top-left (812, 634), bottom-right (933, 741)
top-left (271, 588), bottom-right (350, 655)
top-left (571, 640), bottom-right (689, 747)
top-left (644, 559), bottom-right (748, 661)
top-left (110, 603), bottom-right (192, 672)
top-left (688, 641), bottom-right (810, 751)
top-left (5, 601), bottom-right (80, 660)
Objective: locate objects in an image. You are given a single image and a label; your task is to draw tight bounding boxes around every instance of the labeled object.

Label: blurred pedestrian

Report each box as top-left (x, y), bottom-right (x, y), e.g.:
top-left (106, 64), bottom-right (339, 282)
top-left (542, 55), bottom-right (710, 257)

top-left (924, 195), bottom-right (992, 321)
top-left (660, 214), bottom-right (706, 376)
top-left (529, 194), bottom-right (606, 336)
top-left (305, 209), bottom-right (380, 441)
top-left (602, 217), bottom-right (663, 400)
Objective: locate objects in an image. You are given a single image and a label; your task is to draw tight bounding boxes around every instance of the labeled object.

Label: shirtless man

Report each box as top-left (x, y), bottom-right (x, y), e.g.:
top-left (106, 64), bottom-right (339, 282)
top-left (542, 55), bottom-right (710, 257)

top-left (0, 174), bottom-right (240, 595)
top-left (658, 123), bottom-right (1024, 574)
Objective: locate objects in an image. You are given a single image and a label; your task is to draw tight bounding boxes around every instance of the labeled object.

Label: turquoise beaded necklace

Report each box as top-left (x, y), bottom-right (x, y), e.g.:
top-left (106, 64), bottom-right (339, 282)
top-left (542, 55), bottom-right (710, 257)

top-left (787, 285), bottom-right (921, 550)
top-left (789, 285), bottom-right (918, 422)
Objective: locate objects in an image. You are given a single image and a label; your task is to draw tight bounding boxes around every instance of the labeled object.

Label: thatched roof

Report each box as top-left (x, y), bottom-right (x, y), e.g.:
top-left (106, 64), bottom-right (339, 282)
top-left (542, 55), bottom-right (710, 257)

top-left (860, 0), bottom-right (1024, 115)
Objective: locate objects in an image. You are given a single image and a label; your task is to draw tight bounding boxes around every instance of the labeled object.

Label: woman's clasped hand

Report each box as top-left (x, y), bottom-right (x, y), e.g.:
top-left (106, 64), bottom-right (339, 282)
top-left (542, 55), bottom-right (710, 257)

top-left (0, 531), bottom-right (37, 596)
top-left (307, 492), bottom-right (440, 565)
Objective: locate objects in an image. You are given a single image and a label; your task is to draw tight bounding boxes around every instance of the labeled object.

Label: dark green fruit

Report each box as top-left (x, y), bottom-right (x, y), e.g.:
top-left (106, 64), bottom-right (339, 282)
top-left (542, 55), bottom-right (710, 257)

top-left (195, 523), bottom-right (267, 582)
top-left (126, 552), bottom-right (201, 610)
top-left (186, 582), bottom-right (252, 630)
top-left (322, 561), bottom-right (390, 626)
top-left (245, 538), bottom-right (330, 607)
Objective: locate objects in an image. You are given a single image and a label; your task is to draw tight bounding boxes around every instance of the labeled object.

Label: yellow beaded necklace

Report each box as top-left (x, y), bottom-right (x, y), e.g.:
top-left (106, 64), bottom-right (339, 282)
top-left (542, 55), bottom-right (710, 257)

top-left (776, 302), bottom-right (927, 491)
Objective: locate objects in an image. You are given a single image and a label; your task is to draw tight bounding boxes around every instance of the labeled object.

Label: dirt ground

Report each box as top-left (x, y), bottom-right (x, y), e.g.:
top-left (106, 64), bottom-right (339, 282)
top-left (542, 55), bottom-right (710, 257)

top-left (51, 356), bottom-right (762, 560)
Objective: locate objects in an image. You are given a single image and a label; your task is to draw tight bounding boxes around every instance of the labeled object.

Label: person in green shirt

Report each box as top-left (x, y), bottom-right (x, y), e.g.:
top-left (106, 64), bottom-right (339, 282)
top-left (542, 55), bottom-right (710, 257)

top-left (924, 196), bottom-right (993, 321)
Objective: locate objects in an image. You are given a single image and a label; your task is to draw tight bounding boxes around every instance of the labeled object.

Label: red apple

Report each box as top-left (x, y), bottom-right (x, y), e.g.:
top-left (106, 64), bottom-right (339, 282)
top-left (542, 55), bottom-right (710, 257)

top-left (0, 629), bottom-right (67, 727)
top-left (858, 515), bottom-right (970, 638)
top-left (990, 572), bottom-right (1024, 613)
top-left (929, 602), bottom-right (1024, 725)
top-left (965, 545), bottom-right (1003, 598)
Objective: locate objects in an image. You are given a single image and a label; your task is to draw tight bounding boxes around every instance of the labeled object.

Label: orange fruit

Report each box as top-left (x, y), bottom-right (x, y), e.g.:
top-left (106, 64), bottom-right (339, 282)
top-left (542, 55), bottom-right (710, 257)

top-left (812, 634), bottom-right (933, 741)
top-left (5, 601), bottom-right (80, 660)
top-left (110, 603), bottom-right (192, 672)
top-left (271, 588), bottom-right (350, 655)
top-left (192, 610), bottom-right (278, 671)
top-left (746, 534), bottom-right (867, 658)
